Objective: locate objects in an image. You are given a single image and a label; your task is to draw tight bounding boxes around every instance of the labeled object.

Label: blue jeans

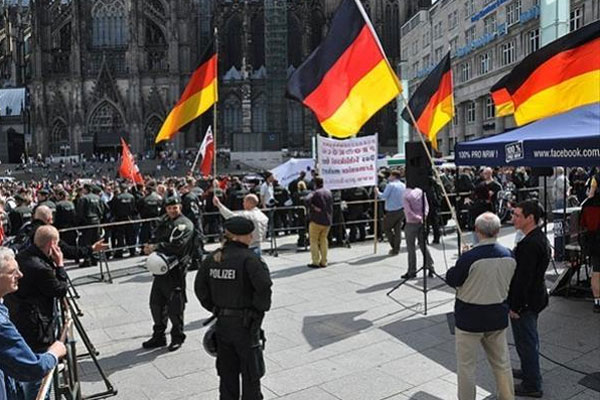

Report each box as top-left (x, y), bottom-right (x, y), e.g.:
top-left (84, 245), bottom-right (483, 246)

top-left (511, 311), bottom-right (542, 391)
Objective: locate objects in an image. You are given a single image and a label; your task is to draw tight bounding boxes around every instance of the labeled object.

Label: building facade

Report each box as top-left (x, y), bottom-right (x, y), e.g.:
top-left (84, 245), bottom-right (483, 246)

top-left (0, 0), bottom-right (426, 161)
top-left (400, 0), bottom-right (599, 155)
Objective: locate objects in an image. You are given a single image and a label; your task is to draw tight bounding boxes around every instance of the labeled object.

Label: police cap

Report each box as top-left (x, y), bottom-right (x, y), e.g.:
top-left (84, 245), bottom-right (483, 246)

top-left (223, 216), bottom-right (254, 235)
top-left (164, 195), bottom-right (182, 206)
top-left (38, 188), bottom-right (50, 196)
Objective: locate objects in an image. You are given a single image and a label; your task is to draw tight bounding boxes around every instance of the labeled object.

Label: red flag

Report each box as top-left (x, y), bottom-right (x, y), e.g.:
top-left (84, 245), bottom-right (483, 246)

top-left (119, 138), bottom-right (144, 184)
top-left (198, 126), bottom-right (214, 177)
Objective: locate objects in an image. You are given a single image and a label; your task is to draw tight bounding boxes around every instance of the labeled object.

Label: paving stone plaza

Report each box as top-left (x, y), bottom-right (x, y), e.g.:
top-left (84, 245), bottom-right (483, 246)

top-left (68, 225), bottom-right (600, 400)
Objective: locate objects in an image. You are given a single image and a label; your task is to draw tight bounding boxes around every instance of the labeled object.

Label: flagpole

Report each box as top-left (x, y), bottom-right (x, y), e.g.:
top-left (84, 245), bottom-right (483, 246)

top-left (212, 26), bottom-right (218, 182)
top-left (190, 138), bottom-right (203, 173)
top-left (400, 93), bottom-right (465, 245)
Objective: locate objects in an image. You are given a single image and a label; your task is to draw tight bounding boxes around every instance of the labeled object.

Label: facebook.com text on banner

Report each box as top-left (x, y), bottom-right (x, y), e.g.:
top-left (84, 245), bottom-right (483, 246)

top-left (318, 134), bottom-right (378, 190)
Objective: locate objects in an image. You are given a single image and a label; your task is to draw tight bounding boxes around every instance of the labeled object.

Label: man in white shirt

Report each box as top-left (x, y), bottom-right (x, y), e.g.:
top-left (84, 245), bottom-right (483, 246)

top-left (260, 173), bottom-right (275, 208)
top-left (213, 194), bottom-right (269, 257)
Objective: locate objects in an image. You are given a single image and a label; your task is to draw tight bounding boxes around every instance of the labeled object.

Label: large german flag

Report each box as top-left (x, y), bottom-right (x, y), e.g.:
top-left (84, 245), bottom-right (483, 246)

top-left (491, 20), bottom-right (600, 126)
top-left (490, 75), bottom-right (515, 117)
top-left (155, 41), bottom-right (218, 143)
top-left (286, 0), bottom-right (401, 138)
top-left (401, 52), bottom-right (454, 149)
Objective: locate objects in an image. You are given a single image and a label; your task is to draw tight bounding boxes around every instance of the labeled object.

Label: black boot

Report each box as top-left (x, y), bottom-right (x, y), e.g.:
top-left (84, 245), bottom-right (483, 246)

top-left (142, 336), bottom-right (167, 349)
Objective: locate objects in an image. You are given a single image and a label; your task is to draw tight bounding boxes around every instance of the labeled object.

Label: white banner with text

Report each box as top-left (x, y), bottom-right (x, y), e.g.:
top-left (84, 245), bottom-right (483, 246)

top-left (318, 134), bottom-right (378, 190)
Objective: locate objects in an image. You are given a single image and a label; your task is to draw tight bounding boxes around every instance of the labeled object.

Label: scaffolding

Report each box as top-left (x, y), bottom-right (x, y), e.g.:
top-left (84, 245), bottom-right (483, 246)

top-left (263, 0), bottom-right (287, 150)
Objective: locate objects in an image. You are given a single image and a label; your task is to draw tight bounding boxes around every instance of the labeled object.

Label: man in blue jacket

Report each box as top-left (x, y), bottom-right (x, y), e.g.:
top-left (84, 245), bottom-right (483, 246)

top-left (0, 246), bottom-right (66, 400)
top-left (446, 212), bottom-right (516, 400)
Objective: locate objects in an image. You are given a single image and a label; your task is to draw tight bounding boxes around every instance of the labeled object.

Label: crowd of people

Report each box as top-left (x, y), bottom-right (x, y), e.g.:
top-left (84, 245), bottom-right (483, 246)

top-left (0, 163), bottom-right (597, 399)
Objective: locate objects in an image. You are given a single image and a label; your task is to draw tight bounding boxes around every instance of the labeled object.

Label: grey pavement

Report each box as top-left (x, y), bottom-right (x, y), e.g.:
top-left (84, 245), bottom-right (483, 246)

top-left (66, 224), bottom-right (600, 399)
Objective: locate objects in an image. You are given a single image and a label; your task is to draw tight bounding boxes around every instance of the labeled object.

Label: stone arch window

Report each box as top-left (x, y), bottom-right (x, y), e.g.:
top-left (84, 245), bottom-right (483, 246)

top-left (310, 9), bottom-right (324, 52)
top-left (88, 101), bottom-right (124, 148)
top-left (287, 100), bottom-right (303, 144)
top-left (144, 116), bottom-right (163, 152)
top-left (251, 93), bottom-right (267, 133)
top-left (50, 119), bottom-right (69, 155)
top-left (251, 15), bottom-right (264, 70)
top-left (146, 19), bottom-right (168, 71)
top-left (146, 0), bottom-right (166, 23)
top-left (224, 14), bottom-right (242, 71)
top-left (223, 95), bottom-right (242, 134)
top-left (91, 0), bottom-right (128, 48)
top-left (384, 1), bottom-right (400, 60)
top-left (287, 13), bottom-right (302, 67)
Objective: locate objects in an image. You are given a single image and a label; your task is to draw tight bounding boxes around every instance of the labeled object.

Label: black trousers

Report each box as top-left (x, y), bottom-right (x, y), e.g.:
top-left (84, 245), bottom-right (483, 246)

top-left (80, 225), bottom-right (100, 263)
top-left (112, 223), bottom-right (136, 256)
top-left (149, 272), bottom-right (186, 342)
top-left (216, 317), bottom-right (264, 400)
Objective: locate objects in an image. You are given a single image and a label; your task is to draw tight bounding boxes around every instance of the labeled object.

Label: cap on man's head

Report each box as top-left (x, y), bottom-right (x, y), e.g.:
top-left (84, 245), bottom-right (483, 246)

top-left (223, 217), bottom-right (254, 235)
top-left (38, 188), bottom-right (50, 196)
top-left (164, 195), bottom-right (182, 206)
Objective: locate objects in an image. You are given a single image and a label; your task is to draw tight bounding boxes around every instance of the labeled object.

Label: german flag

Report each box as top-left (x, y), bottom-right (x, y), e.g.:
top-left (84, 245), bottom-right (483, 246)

top-left (401, 52), bottom-right (454, 149)
top-left (491, 20), bottom-right (600, 126)
top-left (286, 0), bottom-right (401, 138)
top-left (155, 41), bottom-right (218, 143)
top-left (490, 75), bottom-right (515, 117)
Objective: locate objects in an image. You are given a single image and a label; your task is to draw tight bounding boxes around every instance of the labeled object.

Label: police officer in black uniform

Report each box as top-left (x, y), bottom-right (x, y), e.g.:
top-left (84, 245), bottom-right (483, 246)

top-left (111, 183), bottom-right (137, 258)
top-left (76, 184), bottom-right (106, 267)
top-left (137, 182), bottom-right (164, 253)
top-left (195, 217), bottom-right (272, 400)
top-left (9, 194), bottom-right (32, 236)
top-left (55, 190), bottom-right (77, 247)
top-left (142, 194), bottom-right (194, 352)
top-left (34, 188), bottom-right (57, 214)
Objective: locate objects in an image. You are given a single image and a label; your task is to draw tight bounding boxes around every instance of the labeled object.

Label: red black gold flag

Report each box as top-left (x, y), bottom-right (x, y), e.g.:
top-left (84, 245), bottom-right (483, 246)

top-left (155, 41), bottom-right (218, 143)
top-left (401, 52), bottom-right (454, 149)
top-left (286, 0), bottom-right (401, 138)
top-left (490, 75), bottom-right (514, 117)
top-left (491, 20), bottom-right (600, 126)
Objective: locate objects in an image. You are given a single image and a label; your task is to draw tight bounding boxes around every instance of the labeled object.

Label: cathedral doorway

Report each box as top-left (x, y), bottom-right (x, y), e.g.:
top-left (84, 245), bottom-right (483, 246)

top-left (88, 101), bottom-right (125, 156)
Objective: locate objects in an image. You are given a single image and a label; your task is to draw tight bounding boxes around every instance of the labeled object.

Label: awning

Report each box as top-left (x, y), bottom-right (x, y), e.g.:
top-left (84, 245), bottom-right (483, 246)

top-left (455, 103), bottom-right (600, 167)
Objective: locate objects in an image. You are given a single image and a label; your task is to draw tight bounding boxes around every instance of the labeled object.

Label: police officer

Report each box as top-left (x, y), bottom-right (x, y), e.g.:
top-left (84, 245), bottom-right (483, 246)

top-left (34, 188), bottom-right (56, 214)
top-left (142, 195), bottom-right (194, 352)
top-left (137, 182), bottom-right (163, 253)
top-left (8, 194), bottom-right (32, 236)
top-left (76, 184), bottom-right (106, 268)
top-left (195, 217), bottom-right (272, 400)
top-left (111, 183), bottom-right (137, 258)
top-left (55, 191), bottom-right (77, 247)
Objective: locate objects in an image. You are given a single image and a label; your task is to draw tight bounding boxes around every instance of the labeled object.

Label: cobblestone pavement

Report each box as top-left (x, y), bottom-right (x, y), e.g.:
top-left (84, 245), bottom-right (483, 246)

top-left (66, 225), bottom-right (600, 399)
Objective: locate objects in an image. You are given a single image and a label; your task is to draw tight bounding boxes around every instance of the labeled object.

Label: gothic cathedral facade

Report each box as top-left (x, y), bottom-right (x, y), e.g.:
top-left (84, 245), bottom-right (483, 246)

top-left (5, 0), bottom-right (424, 157)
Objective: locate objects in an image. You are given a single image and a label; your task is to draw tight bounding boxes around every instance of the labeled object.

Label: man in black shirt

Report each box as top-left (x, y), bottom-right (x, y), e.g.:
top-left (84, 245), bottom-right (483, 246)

top-left (508, 200), bottom-right (550, 398)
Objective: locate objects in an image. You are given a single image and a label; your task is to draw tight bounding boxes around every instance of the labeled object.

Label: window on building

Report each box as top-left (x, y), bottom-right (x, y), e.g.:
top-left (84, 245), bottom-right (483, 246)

top-left (506, 0), bottom-right (521, 26)
top-left (287, 100), bottom-right (303, 143)
top-left (252, 94), bottom-right (267, 133)
top-left (92, 0), bottom-right (128, 48)
top-left (466, 101), bottom-right (476, 123)
top-left (422, 54), bottom-right (430, 69)
top-left (402, 47), bottom-right (408, 61)
top-left (484, 13), bottom-right (497, 35)
top-left (434, 47), bottom-right (443, 62)
top-left (412, 40), bottom-right (419, 55)
top-left (465, 26), bottom-right (476, 44)
top-left (450, 37), bottom-right (458, 54)
top-left (464, 0), bottom-right (475, 17)
top-left (570, 7), bottom-right (583, 31)
top-left (434, 21), bottom-right (443, 39)
top-left (448, 10), bottom-right (458, 29)
top-left (501, 40), bottom-right (516, 65)
top-left (485, 96), bottom-right (495, 119)
top-left (526, 28), bottom-right (539, 55)
top-left (479, 52), bottom-right (490, 75)
top-left (223, 95), bottom-right (242, 134)
top-left (412, 61), bottom-right (420, 78)
top-left (461, 61), bottom-right (471, 82)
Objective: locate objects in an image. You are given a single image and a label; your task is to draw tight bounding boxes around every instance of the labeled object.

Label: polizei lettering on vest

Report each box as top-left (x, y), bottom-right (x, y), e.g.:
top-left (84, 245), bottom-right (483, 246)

top-left (210, 268), bottom-right (236, 280)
